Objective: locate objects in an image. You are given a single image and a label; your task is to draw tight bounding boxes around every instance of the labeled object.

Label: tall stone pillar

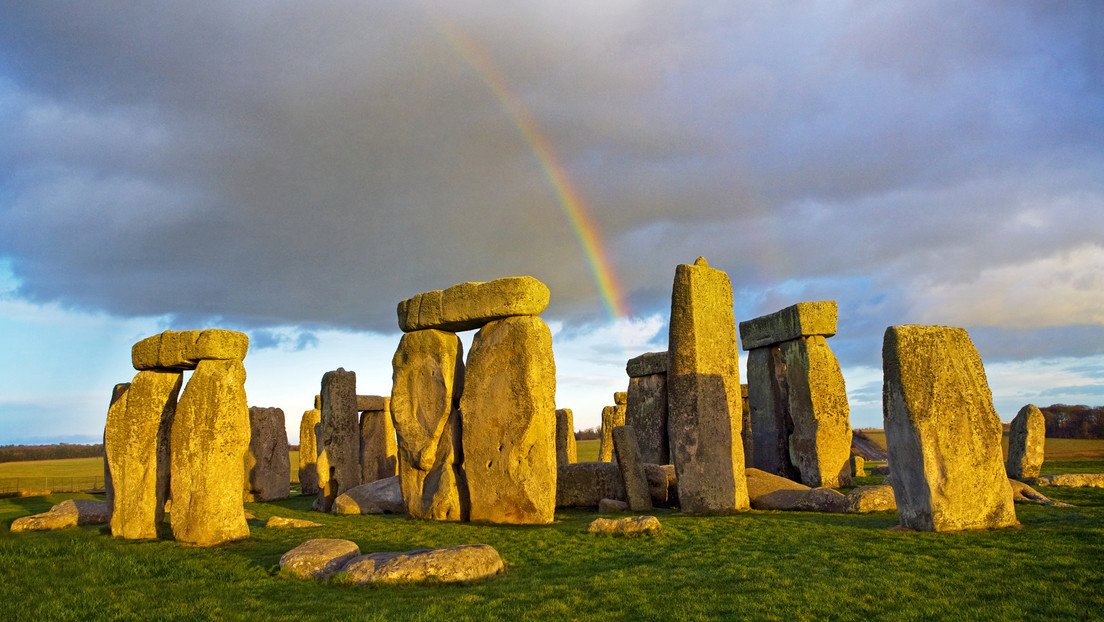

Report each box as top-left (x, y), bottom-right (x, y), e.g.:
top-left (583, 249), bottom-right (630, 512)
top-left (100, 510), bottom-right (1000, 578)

top-left (1006, 404), bottom-right (1046, 480)
top-left (298, 408), bottom-right (321, 495)
top-left (555, 408), bottom-right (577, 466)
top-left (359, 396), bottom-right (397, 483)
top-left (244, 406), bottom-right (290, 502)
top-left (103, 382), bottom-right (130, 515)
top-left (625, 351), bottom-right (669, 465)
top-left (316, 368), bottom-right (361, 512)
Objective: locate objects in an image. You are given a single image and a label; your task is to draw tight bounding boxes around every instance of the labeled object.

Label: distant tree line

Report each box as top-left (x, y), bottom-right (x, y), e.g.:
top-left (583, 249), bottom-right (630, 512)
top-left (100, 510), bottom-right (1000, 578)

top-left (0, 443), bottom-right (104, 463)
top-left (575, 427), bottom-right (600, 441)
top-left (1041, 404), bottom-right (1104, 439)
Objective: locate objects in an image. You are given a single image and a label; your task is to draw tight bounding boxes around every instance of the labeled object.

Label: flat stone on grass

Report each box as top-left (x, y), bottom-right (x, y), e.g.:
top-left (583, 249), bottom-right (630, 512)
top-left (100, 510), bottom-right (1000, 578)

top-left (266, 516), bottom-right (323, 529)
top-left (280, 539), bottom-right (361, 580)
top-left (339, 544), bottom-right (504, 585)
top-left (587, 516), bottom-right (662, 536)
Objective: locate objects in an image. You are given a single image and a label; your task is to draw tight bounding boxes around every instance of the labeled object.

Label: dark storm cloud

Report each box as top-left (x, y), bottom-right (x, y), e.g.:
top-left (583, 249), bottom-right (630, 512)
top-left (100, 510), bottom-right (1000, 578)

top-left (0, 1), bottom-right (1101, 360)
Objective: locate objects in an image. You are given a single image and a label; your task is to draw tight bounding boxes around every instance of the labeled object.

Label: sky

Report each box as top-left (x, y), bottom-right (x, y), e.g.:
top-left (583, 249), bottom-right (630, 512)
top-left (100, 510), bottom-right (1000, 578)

top-left (1, 1), bottom-right (1102, 444)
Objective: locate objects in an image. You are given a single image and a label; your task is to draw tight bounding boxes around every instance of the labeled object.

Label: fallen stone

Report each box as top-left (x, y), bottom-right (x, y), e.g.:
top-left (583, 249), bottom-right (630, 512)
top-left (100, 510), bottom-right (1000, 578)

top-left (1009, 479), bottom-right (1073, 507)
top-left (266, 516), bottom-right (323, 529)
top-left (745, 468), bottom-right (812, 511)
top-left (626, 372), bottom-right (669, 465)
top-left (797, 488), bottom-right (848, 513)
top-left (626, 351), bottom-right (667, 378)
top-left (844, 485), bottom-right (896, 513)
top-left (359, 401), bottom-right (397, 484)
top-left (332, 476), bottom-right (405, 515)
top-left (1030, 473), bottom-right (1104, 489)
top-left (11, 500), bottom-right (111, 533)
top-left (587, 516), bottom-right (661, 536)
top-left (555, 408), bottom-right (577, 466)
top-left (882, 325), bottom-right (1018, 532)
top-left (316, 368), bottom-right (361, 512)
top-left (298, 409), bottom-right (321, 495)
top-left (132, 329), bottom-right (248, 371)
top-left (556, 462), bottom-right (627, 507)
top-left (613, 426), bottom-right (652, 511)
top-left (1006, 404), bottom-right (1046, 480)
top-left (339, 544), bottom-right (504, 585)
top-left (599, 498), bottom-right (629, 513)
top-left (643, 464), bottom-right (678, 507)
top-left (667, 257), bottom-right (749, 513)
top-left (397, 276), bottom-right (550, 332)
top-left (737, 301), bottom-right (838, 351)
top-left (244, 406), bottom-right (290, 502)
top-left (280, 539), bottom-right (361, 580)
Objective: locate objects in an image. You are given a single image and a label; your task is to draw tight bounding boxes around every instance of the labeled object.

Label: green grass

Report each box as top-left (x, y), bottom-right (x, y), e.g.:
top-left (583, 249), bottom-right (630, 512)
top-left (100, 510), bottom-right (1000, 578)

top-left (2, 462), bottom-right (1102, 621)
top-left (576, 438), bottom-right (599, 462)
top-left (860, 432), bottom-right (1104, 461)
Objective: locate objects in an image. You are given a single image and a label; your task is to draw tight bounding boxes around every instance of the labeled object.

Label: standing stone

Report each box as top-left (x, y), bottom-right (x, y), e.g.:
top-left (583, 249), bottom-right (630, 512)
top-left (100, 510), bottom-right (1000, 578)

top-left (740, 384), bottom-right (752, 468)
top-left (105, 372), bottom-right (181, 540)
top-left (556, 462), bottom-right (627, 507)
top-left (882, 325), bottom-right (1018, 532)
top-left (316, 368), bottom-right (361, 512)
top-left (667, 257), bottom-right (749, 513)
top-left (298, 409), bottom-right (321, 495)
top-left (391, 330), bottom-right (467, 521)
top-left (850, 454), bottom-right (866, 478)
top-left (779, 336), bottom-right (852, 487)
top-left (103, 382), bottom-right (130, 512)
top-left (462, 316), bottom-right (557, 524)
top-left (1006, 404), bottom-right (1046, 480)
top-left (626, 351), bottom-right (669, 465)
top-left (360, 399), bottom-right (398, 483)
top-left (555, 408), bottom-right (577, 466)
top-left (170, 359), bottom-right (250, 546)
top-left (746, 345), bottom-right (799, 480)
top-left (612, 426), bottom-right (653, 511)
top-left (598, 405), bottom-right (625, 462)
top-left (244, 406), bottom-right (290, 502)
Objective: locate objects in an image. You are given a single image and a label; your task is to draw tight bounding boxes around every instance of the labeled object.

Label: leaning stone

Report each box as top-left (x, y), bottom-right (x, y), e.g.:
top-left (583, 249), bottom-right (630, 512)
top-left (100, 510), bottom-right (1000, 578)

top-left (882, 325), bottom-right (1018, 532)
top-left (598, 498), bottom-right (629, 513)
top-left (298, 409), bottom-right (321, 495)
top-left (391, 330), bottom-right (467, 521)
top-left (1009, 479), bottom-right (1072, 506)
top-left (738, 301), bottom-right (838, 351)
top-left (850, 454), bottom-right (867, 478)
top-left (11, 500), bottom-right (111, 533)
top-left (266, 516), bottom-right (323, 529)
top-left (1006, 404), bottom-right (1046, 480)
top-left (315, 368), bottom-right (361, 512)
top-left (280, 539), bottom-right (361, 580)
top-left (397, 276), bottom-right (550, 332)
top-left (643, 464), bottom-right (678, 507)
top-left (244, 406), bottom-right (290, 502)
top-left (587, 516), bottom-right (661, 536)
top-left (613, 426), bottom-right (652, 511)
top-left (339, 545), bottom-right (504, 585)
top-left (667, 257), bottom-right (749, 513)
top-left (626, 372), bottom-right (669, 465)
top-left (626, 351), bottom-right (667, 378)
top-left (170, 359), bottom-right (251, 547)
top-left (106, 370), bottom-right (181, 540)
top-left (844, 485), bottom-right (896, 513)
top-left (1030, 473), bottom-right (1104, 488)
top-left (132, 329), bottom-right (248, 371)
top-left (332, 476), bottom-right (405, 515)
top-left (462, 316), bottom-right (557, 524)
top-left (556, 462), bottom-right (627, 507)
top-left (555, 408), bottom-right (578, 466)
top-left (360, 401), bottom-right (397, 484)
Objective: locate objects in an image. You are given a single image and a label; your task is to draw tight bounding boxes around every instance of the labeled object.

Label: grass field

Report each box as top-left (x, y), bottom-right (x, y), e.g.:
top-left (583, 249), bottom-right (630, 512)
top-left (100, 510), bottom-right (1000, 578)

top-left (859, 432), bottom-right (1104, 460)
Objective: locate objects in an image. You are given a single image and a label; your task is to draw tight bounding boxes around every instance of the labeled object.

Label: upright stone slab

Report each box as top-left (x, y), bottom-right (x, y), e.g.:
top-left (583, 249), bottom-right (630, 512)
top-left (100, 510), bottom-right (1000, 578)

top-left (360, 398), bottom-right (398, 483)
top-left (397, 276), bottom-right (551, 332)
top-left (1006, 404), bottom-right (1046, 480)
top-left (612, 426), bottom-right (653, 511)
top-left (316, 368), bottom-right (360, 512)
top-left (103, 383), bottom-right (130, 512)
top-left (461, 316), bottom-right (557, 524)
top-left (746, 345), bottom-right (799, 479)
top-left (244, 406), bottom-right (290, 502)
top-left (391, 329), bottom-right (467, 521)
top-left (598, 405), bottom-right (624, 463)
top-left (170, 359), bottom-right (250, 546)
top-left (555, 408), bottom-right (577, 466)
top-left (779, 336), bottom-right (852, 487)
top-left (667, 257), bottom-right (749, 513)
top-left (626, 351), bottom-right (669, 465)
top-left (298, 409), bottom-right (321, 495)
top-left (740, 384), bottom-right (752, 468)
top-left (105, 372), bottom-right (181, 540)
top-left (882, 325), bottom-right (1018, 532)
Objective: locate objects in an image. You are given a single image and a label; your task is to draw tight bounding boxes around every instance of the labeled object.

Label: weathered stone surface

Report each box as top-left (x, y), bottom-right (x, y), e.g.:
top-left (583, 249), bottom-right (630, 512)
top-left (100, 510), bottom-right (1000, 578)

top-left (356, 395), bottom-right (387, 411)
top-left (106, 370), bottom-right (181, 540)
top-left (738, 301), bottom-right (838, 350)
top-left (244, 406), bottom-right (290, 502)
top-left (626, 373), bottom-right (669, 465)
top-left (132, 329), bottom-right (248, 371)
top-left (315, 368), bottom-right (361, 512)
top-left (11, 500), bottom-right (110, 533)
top-left (555, 462), bottom-right (626, 507)
top-left (745, 468), bottom-right (812, 511)
top-left (799, 488), bottom-right (848, 513)
top-left (643, 464), bottom-right (678, 507)
top-left (626, 351), bottom-right (667, 378)
top-left (340, 545), bottom-right (504, 585)
top-left (1008, 479), bottom-right (1072, 506)
top-left (298, 409), bottom-right (321, 495)
top-left (882, 325), bottom-right (1018, 532)
top-left (667, 257), bottom-right (749, 513)
top-left (779, 336), bottom-right (852, 488)
top-left (1030, 473), bottom-right (1104, 488)
top-left (391, 330), bottom-right (467, 521)
top-left (613, 391), bottom-right (628, 405)
top-left (1006, 404), bottom-right (1046, 480)
top-left (555, 408), bottom-right (577, 466)
top-left (332, 476), bottom-right (405, 515)
top-left (598, 405), bottom-right (625, 463)
top-left (747, 346), bottom-right (799, 480)
top-left (266, 516), bottom-right (323, 529)
top-left (462, 316), bottom-right (557, 524)
top-left (587, 516), bottom-right (661, 536)
top-left (741, 383), bottom-right (752, 468)
top-left (170, 359), bottom-right (251, 546)
top-left (103, 383), bottom-right (129, 511)
top-left (280, 539), bottom-right (361, 580)
top-left (360, 401), bottom-right (397, 484)
top-left (598, 498), bottom-right (629, 513)
top-left (613, 426), bottom-right (652, 511)
top-left (850, 454), bottom-right (867, 478)
top-left (397, 276), bottom-right (550, 332)
top-left (844, 485), bottom-right (896, 513)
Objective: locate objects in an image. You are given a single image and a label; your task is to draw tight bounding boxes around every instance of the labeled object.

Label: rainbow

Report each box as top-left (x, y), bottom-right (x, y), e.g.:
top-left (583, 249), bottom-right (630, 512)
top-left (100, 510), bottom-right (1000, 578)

top-left (430, 16), bottom-right (629, 321)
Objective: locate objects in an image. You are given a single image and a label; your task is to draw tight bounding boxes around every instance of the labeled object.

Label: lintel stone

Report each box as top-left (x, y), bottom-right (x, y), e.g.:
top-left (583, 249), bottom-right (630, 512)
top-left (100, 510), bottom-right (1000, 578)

top-left (626, 351), bottom-right (667, 378)
top-left (132, 329), bottom-right (248, 370)
top-left (738, 301), bottom-right (837, 351)
top-left (397, 276), bottom-right (550, 332)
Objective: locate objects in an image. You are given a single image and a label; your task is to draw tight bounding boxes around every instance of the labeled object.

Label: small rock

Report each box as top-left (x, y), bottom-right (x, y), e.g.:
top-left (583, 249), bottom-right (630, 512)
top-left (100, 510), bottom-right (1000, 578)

top-left (332, 476), bottom-right (404, 515)
top-left (10, 499), bottom-right (110, 533)
top-left (339, 544), bottom-right (504, 584)
top-left (1030, 473), bottom-right (1104, 489)
top-left (280, 539), bottom-right (361, 579)
top-left (845, 485), bottom-right (897, 513)
top-left (243, 510), bottom-right (257, 520)
top-left (587, 516), bottom-right (661, 536)
top-left (266, 516), bottom-right (323, 529)
top-left (598, 498), bottom-right (628, 513)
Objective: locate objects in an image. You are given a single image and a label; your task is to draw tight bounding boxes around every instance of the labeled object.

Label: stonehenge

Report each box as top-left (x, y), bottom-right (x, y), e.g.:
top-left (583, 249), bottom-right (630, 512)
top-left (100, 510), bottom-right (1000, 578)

top-left (555, 408), bottom-right (577, 466)
top-left (244, 406), bottom-right (290, 502)
top-left (315, 368), bottom-right (361, 512)
top-left (298, 408), bottom-right (321, 495)
top-left (625, 351), bottom-right (669, 465)
top-left (359, 396), bottom-right (397, 483)
top-left (1006, 404), bottom-right (1046, 480)
top-left (740, 301), bottom-right (852, 488)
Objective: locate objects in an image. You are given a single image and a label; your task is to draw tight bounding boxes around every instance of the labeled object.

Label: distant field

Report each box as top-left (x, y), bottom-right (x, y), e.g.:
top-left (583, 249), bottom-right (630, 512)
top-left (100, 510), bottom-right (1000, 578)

top-left (860, 431), bottom-right (1104, 460)
top-left (576, 438), bottom-right (599, 462)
